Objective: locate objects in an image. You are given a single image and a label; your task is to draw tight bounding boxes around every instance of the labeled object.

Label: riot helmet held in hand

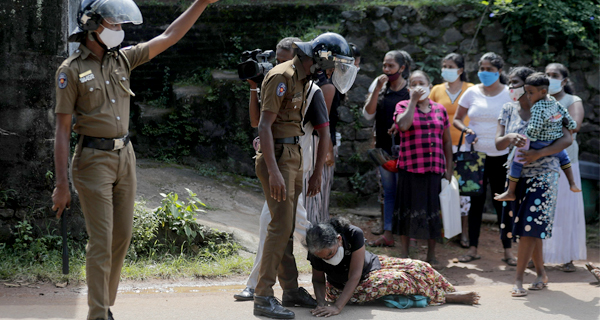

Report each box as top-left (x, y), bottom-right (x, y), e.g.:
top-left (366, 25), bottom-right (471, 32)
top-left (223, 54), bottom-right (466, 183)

top-left (294, 32), bottom-right (358, 94)
top-left (68, 0), bottom-right (143, 42)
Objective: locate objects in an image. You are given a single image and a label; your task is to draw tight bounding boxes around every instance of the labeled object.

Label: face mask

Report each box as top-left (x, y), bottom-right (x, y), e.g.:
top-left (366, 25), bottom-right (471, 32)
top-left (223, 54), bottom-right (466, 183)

top-left (323, 245), bottom-right (344, 266)
top-left (478, 71), bottom-right (500, 87)
top-left (441, 68), bottom-right (460, 83)
top-left (98, 27), bottom-right (125, 49)
top-left (548, 78), bottom-right (563, 95)
top-left (386, 71), bottom-right (401, 82)
top-left (509, 86), bottom-right (525, 102)
top-left (415, 86), bottom-right (430, 101)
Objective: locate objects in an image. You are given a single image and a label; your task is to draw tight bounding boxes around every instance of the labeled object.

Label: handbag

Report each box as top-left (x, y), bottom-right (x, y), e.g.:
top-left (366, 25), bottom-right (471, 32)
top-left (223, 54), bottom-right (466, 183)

top-left (381, 295), bottom-right (430, 309)
top-left (453, 131), bottom-right (486, 196)
top-left (439, 176), bottom-right (462, 239)
top-left (367, 134), bottom-right (400, 172)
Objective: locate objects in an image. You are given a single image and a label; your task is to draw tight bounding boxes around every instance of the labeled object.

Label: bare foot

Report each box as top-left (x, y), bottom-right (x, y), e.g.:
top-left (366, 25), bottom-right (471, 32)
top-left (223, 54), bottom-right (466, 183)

top-left (494, 191), bottom-right (516, 202)
top-left (570, 184), bottom-right (582, 193)
top-left (445, 291), bottom-right (480, 305)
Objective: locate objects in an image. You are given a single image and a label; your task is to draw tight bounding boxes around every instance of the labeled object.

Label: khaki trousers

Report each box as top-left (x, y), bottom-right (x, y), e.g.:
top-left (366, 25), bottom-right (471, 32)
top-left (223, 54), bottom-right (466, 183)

top-left (72, 140), bottom-right (136, 320)
top-left (255, 143), bottom-right (303, 297)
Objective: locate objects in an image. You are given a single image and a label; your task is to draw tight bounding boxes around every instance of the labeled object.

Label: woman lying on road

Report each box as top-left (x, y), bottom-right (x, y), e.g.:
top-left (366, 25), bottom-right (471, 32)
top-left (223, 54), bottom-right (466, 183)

top-left (306, 217), bottom-right (480, 317)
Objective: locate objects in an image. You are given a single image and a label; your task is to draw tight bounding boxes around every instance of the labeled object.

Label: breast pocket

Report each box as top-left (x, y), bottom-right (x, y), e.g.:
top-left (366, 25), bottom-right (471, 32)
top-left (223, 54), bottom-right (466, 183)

top-left (112, 69), bottom-right (134, 97)
top-left (77, 80), bottom-right (103, 113)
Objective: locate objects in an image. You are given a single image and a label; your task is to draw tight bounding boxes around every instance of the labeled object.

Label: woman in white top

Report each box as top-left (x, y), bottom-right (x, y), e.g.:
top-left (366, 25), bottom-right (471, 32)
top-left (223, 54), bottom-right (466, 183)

top-left (453, 52), bottom-right (516, 265)
top-left (542, 63), bottom-right (586, 272)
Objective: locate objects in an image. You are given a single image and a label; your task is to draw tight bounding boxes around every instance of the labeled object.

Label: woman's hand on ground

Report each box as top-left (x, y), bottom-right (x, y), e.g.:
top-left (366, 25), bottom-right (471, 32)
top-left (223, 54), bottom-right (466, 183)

top-left (311, 305), bottom-right (341, 317)
top-left (517, 149), bottom-right (542, 165)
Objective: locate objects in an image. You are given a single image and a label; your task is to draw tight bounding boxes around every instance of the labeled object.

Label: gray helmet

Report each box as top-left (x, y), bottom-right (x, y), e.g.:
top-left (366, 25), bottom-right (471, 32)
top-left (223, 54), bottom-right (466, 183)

top-left (294, 33), bottom-right (358, 94)
top-left (68, 0), bottom-right (143, 42)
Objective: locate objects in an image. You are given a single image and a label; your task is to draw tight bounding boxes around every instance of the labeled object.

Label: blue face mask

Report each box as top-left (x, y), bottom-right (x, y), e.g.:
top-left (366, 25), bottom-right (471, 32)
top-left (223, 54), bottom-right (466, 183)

top-left (478, 71), bottom-right (500, 87)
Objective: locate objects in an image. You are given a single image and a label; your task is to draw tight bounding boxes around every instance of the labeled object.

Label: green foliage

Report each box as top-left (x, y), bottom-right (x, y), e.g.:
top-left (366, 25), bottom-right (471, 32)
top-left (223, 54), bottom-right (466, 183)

top-left (146, 66), bottom-right (172, 108)
top-left (486, 0), bottom-right (600, 65)
top-left (0, 189), bottom-right (16, 207)
top-left (127, 201), bottom-right (160, 260)
top-left (349, 171), bottom-right (366, 192)
top-left (414, 45), bottom-right (449, 84)
top-left (156, 188), bottom-right (206, 243)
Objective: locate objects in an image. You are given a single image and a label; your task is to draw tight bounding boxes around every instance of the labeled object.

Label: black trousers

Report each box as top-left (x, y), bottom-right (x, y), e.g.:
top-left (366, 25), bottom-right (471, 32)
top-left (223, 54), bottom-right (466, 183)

top-left (468, 154), bottom-right (511, 249)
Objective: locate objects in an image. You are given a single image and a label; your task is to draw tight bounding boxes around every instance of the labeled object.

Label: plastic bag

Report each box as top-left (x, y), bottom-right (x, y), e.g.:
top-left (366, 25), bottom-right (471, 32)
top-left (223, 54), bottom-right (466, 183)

top-left (439, 176), bottom-right (461, 239)
top-left (381, 295), bottom-right (429, 309)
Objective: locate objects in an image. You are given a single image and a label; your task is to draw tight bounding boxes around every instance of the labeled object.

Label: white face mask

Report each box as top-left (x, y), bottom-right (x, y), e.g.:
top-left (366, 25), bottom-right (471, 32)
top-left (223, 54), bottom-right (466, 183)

top-left (509, 86), bottom-right (525, 102)
top-left (441, 68), bottom-right (460, 83)
top-left (98, 27), bottom-right (125, 49)
top-left (548, 78), bottom-right (563, 95)
top-left (323, 246), bottom-right (344, 266)
top-left (414, 86), bottom-right (430, 101)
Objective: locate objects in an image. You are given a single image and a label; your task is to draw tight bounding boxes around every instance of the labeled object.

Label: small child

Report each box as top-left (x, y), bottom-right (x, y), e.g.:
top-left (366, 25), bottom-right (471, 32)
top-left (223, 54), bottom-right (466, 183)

top-left (495, 72), bottom-right (581, 202)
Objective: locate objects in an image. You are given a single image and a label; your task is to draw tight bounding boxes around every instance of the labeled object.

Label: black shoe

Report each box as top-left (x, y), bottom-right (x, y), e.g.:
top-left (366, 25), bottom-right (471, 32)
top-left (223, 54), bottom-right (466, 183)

top-left (234, 287), bottom-right (255, 301)
top-left (108, 309), bottom-right (114, 320)
top-left (282, 287), bottom-right (317, 308)
top-left (254, 295), bottom-right (295, 319)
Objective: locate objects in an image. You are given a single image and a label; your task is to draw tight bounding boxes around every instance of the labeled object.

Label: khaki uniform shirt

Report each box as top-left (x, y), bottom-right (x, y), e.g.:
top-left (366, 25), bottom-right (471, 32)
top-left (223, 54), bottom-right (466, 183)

top-left (260, 56), bottom-right (309, 139)
top-left (55, 43), bottom-right (150, 138)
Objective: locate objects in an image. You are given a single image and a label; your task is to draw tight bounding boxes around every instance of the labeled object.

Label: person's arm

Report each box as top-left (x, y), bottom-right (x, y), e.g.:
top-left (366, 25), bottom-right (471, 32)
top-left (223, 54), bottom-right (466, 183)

top-left (51, 113), bottom-right (73, 219)
top-left (396, 88), bottom-right (426, 132)
top-left (247, 79), bottom-right (260, 128)
top-left (258, 111), bottom-right (286, 202)
top-left (453, 105), bottom-right (475, 136)
top-left (525, 105), bottom-right (544, 141)
top-left (311, 247), bottom-right (366, 317)
top-left (363, 75), bottom-right (387, 118)
top-left (147, 0), bottom-right (219, 59)
top-left (321, 83), bottom-right (335, 115)
top-left (559, 103), bottom-right (578, 131)
top-left (442, 127), bottom-right (453, 181)
top-left (495, 120), bottom-right (526, 151)
top-left (518, 126), bottom-right (573, 165)
top-left (311, 269), bottom-right (327, 307)
top-left (307, 125), bottom-right (330, 197)
top-left (568, 100), bottom-right (584, 133)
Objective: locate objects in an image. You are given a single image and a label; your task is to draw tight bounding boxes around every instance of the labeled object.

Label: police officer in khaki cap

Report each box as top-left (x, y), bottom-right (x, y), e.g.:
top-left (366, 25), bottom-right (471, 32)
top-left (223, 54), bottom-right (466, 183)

top-left (51, 0), bottom-right (219, 319)
top-left (254, 32), bottom-right (358, 319)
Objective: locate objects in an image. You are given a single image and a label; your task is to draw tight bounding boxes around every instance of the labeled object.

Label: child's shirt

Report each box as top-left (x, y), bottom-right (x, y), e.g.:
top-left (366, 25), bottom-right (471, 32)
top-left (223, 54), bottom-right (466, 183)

top-left (526, 96), bottom-right (576, 142)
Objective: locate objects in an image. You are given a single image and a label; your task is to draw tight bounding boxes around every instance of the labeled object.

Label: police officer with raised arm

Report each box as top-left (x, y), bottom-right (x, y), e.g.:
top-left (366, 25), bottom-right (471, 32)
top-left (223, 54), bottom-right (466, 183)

top-left (51, 0), bottom-right (219, 319)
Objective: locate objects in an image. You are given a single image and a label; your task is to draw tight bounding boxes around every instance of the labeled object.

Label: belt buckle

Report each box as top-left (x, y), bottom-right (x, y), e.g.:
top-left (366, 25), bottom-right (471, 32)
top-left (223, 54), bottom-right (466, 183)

top-left (113, 138), bottom-right (125, 150)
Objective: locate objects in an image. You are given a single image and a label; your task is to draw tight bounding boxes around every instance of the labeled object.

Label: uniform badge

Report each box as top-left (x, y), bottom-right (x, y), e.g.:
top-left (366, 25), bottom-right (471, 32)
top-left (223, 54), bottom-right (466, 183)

top-left (276, 82), bottom-right (287, 97)
top-left (58, 72), bottom-right (67, 89)
top-left (79, 70), bottom-right (95, 83)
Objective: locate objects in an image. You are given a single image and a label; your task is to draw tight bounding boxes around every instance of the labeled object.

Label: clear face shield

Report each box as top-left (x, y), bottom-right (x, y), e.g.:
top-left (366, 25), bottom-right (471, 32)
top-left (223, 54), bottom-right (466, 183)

top-left (94, 0), bottom-right (143, 25)
top-left (331, 57), bottom-right (358, 94)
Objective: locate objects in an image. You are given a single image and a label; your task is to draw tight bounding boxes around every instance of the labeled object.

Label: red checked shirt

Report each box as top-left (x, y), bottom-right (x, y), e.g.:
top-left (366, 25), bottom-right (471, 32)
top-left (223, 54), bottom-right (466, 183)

top-left (393, 99), bottom-right (449, 174)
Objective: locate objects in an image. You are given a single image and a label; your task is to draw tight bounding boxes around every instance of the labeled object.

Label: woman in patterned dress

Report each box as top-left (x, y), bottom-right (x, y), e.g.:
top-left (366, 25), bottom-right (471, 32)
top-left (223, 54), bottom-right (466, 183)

top-left (306, 217), bottom-right (480, 317)
top-left (495, 66), bottom-right (574, 297)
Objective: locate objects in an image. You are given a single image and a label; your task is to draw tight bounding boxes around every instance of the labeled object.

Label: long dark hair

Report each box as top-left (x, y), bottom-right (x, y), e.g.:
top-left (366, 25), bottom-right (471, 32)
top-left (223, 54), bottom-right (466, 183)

top-left (546, 63), bottom-right (575, 94)
top-left (442, 53), bottom-right (468, 82)
top-left (508, 66), bottom-right (535, 84)
top-left (306, 217), bottom-right (350, 255)
top-left (479, 52), bottom-right (508, 85)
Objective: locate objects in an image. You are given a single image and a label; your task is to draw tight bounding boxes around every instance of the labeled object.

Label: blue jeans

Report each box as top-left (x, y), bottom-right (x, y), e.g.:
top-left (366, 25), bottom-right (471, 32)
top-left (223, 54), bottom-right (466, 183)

top-left (510, 139), bottom-right (571, 179)
top-left (379, 166), bottom-right (398, 231)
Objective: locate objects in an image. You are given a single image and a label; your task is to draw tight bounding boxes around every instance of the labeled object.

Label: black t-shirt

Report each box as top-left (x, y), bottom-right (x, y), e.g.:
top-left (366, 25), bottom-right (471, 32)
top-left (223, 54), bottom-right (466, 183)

top-left (308, 225), bottom-right (381, 290)
top-left (303, 85), bottom-right (329, 129)
top-left (375, 85), bottom-right (410, 155)
top-left (315, 72), bottom-right (340, 144)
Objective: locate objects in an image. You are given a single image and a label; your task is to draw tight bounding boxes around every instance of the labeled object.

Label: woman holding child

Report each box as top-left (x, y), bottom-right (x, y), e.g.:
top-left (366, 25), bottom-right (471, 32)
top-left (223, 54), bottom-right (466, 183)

top-left (392, 70), bottom-right (454, 268)
top-left (495, 66), bottom-right (573, 297)
top-left (306, 217), bottom-right (479, 317)
top-left (453, 52), bottom-right (516, 266)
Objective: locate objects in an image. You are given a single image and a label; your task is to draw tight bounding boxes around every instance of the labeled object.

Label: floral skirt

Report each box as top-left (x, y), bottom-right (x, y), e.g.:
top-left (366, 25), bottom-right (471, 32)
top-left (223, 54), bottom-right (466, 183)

top-left (325, 257), bottom-right (455, 305)
top-left (501, 171), bottom-right (559, 241)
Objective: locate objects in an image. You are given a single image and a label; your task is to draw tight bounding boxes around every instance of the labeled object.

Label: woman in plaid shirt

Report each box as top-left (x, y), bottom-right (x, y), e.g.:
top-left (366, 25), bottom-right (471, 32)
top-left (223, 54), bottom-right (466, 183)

top-left (393, 70), bottom-right (453, 268)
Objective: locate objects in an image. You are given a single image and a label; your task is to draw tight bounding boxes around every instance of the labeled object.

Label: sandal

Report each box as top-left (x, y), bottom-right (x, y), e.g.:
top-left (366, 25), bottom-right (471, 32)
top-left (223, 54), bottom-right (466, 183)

top-left (501, 257), bottom-right (518, 266)
top-left (559, 262), bottom-right (576, 273)
top-left (458, 254), bottom-right (481, 263)
top-left (511, 287), bottom-right (528, 297)
top-left (368, 235), bottom-right (394, 247)
top-left (528, 281), bottom-right (548, 290)
top-left (459, 239), bottom-right (470, 248)
top-left (585, 263), bottom-right (600, 283)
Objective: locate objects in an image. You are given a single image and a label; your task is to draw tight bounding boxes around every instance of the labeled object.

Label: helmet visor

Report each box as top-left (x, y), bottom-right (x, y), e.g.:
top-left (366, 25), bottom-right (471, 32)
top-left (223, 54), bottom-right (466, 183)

top-left (94, 0), bottom-right (143, 25)
top-left (331, 59), bottom-right (358, 94)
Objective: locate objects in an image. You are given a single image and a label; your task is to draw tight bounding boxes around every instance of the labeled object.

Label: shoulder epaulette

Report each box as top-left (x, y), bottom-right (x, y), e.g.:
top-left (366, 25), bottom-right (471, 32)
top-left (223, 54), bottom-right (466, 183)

top-left (61, 50), bottom-right (82, 68)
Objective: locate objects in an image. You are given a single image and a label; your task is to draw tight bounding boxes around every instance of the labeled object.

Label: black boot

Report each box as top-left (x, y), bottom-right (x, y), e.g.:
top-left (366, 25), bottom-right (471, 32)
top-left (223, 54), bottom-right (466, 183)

top-left (282, 287), bottom-right (317, 308)
top-left (254, 295), bottom-right (295, 319)
top-left (108, 309), bottom-right (114, 320)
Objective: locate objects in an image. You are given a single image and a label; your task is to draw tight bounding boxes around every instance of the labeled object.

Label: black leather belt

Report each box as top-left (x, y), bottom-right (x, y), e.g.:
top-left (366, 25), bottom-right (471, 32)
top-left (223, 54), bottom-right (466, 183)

top-left (274, 136), bottom-right (299, 144)
top-left (82, 134), bottom-right (130, 151)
